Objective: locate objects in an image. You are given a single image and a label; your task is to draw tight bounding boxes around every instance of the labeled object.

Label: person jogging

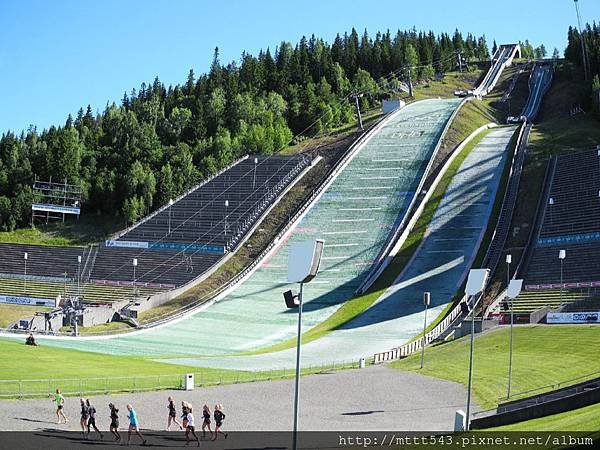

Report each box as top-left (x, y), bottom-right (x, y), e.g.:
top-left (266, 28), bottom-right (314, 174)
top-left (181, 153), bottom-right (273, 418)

top-left (184, 403), bottom-right (200, 446)
top-left (79, 398), bottom-right (89, 437)
top-left (212, 404), bottom-right (228, 441)
top-left (201, 404), bottom-right (212, 440)
top-left (108, 403), bottom-right (121, 442)
top-left (181, 401), bottom-right (189, 429)
top-left (53, 389), bottom-right (68, 424)
top-left (86, 399), bottom-right (103, 439)
top-left (166, 396), bottom-right (183, 431)
top-left (126, 404), bottom-right (147, 446)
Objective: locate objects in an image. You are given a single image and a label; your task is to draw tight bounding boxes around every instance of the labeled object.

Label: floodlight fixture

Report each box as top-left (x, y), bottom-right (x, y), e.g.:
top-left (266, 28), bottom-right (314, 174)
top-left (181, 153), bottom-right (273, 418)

top-left (287, 240), bottom-right (325, 284)
top-left (465, 269), bottom-right (489, 296)
top-left (507, 279), bottom-right (523, 299)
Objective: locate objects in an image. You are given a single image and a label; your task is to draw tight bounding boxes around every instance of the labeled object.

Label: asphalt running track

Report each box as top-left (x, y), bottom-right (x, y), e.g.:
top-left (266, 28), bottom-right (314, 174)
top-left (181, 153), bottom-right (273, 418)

top-left (27, 99), bottom-right (462, 365)
top-left (0, 366), bottom-right (476, 432)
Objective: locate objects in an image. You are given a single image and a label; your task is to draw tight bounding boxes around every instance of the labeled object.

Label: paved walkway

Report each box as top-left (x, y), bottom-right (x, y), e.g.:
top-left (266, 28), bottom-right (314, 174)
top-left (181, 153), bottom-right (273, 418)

top-left (0, 366), bottom-right (476, 432)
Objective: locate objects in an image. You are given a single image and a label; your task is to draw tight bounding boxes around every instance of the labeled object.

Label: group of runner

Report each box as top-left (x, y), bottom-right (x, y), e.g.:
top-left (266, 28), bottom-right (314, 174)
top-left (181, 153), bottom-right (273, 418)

top-left (166, 396), bottom-right (228, 445)
top-left (53, 389), bottom-right (228, 446)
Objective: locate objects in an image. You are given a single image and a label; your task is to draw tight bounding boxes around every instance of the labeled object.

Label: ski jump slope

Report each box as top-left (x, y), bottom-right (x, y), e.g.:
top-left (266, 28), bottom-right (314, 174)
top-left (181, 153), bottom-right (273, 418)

top-left (474, 44), bottom-right (520, 97)
top-left (518, 63), bottom-right (553, 121)
top-left (166, 126), bottom-right (516, 370)
top-left (29, 100), bottom-right (515, 370)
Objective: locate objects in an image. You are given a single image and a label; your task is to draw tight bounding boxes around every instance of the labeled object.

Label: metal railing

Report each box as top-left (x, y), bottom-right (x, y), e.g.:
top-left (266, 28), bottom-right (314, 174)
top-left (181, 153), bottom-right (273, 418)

top-left (0, 359), bottom-right (361, 399)
top-left (373, 296), bottom-right (466, 363)
top-left (480, 123), bottom-right (529, 282)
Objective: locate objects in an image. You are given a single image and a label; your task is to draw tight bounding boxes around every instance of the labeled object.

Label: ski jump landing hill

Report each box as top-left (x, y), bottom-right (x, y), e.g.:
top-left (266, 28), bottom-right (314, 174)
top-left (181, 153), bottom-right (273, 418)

top-left (14, 96), bottom-right (515, 371)
top-left (509, 63), bottom-right (554, 123)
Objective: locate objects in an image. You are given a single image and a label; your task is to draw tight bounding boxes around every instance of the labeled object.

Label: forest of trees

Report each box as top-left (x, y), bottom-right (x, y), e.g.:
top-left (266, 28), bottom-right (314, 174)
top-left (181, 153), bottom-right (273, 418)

top-left (565, 22), bottom-right (600, 112)
top-left (0, 27), bottom-right (491, 231)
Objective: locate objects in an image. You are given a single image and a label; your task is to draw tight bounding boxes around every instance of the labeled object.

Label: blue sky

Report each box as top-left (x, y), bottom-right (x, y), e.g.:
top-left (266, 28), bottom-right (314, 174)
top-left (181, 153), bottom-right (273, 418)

top-left (1, 0), bottom-right (598, 134)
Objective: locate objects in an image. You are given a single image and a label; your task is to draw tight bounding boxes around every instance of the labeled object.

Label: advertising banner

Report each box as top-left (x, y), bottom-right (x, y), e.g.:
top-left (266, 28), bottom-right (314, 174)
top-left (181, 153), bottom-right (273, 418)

top-left (0, 295), bottom-right (57, 307)
top-left (32, 203), bottom-right (80, 215)
top-left (547, 311), bottom-right (600, 324)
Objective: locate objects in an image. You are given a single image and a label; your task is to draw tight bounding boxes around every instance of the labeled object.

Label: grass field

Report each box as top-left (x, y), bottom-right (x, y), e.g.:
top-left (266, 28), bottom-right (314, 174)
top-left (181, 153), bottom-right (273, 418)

top-left (0, 304), bottom-right (52, 328)
top-left (406, 69), bottom-right (484, 101)
top-left (0, 215), bottom-right (122, 247)
top-left (0, 338), bottom-right (357, 398)
top-left (391, 325), bottom-right (600, 410)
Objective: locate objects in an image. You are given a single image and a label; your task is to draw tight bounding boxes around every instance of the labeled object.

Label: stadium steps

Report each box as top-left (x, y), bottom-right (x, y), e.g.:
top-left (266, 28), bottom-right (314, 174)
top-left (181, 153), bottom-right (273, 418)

top-left (501, 290), bottom-right (590, 313)
top-left (560, 297), bottom-right (600, 312)
top-left (0, 276), bottom-right (160, 305)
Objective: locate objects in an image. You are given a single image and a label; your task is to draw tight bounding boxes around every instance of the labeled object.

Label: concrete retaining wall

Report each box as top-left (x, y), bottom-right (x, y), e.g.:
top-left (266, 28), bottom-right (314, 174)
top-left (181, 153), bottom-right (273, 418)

top-left (471, 383), bottom-right (600, 429)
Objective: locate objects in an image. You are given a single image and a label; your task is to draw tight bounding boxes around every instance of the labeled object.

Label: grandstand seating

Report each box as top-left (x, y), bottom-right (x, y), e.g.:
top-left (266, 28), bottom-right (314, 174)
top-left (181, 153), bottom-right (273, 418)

top-left (503, 290), bottom-right (589, 314)
top-left (538, 149), bottom-right (600, 238)
top-left (0, 154), bottom-right (311, 304)
top-left (524, 149), bottom-right (600, 289)
top-left (89, 247), bottom-right (222, 287)
top-left (0, 243), bottom-right (83, 282)
top-left (119, 155), bottom-right (311, 250)
top-left (525, 241), bottom-right (600, 286)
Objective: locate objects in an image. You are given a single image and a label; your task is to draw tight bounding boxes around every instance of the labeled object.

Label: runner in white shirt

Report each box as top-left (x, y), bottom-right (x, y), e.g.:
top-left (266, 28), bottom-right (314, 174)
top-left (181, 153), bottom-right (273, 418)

top-left (184, 403), bottom-right (200, 446)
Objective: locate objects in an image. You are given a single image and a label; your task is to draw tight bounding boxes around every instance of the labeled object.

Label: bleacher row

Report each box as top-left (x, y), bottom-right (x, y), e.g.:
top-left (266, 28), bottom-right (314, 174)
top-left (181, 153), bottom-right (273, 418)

top-left (89, 247), bottom-right (222, 287)
top-left (120, 155), bottom-right (311, 249)
top-left (538, 149), bottom-right (600, 238)
top-left (0, 243), bottom-right (83, 282)
top-left (524, 149), bottom-right (600, 289)
top-left (0, 154), bottom-right (311, 302)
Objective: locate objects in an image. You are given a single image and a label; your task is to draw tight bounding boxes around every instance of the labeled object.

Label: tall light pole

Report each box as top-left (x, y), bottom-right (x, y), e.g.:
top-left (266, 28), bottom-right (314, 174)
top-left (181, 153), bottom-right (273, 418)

top-left (462, 268), bottom-right (490, 431)
top-left (63, 272), bottom-right (68, 298)
top-left (253, 157), bottom-right (258, 190)
top-left (559, 249), bottom-right (566, 304)
top-left (284, 239), bottom-right (325, 450)
top-left (420, 291), bottom-right (431, 369)
top-left (168, 199), bottom-right (174, 234)
top-left (132, 258), bottom-right (138, 300)
top-left (506, 254), bottom-right (512, 288)
top-left (506, 279), bottom-right (523, 399)
top-left (574, 0), bottom-right (590, 81)
top-left (77, 255), bottom-right (82, 298)
top-left (23, 252), bottom-right (28, 294)
top-left (224, 200), bottom-right (229, 237)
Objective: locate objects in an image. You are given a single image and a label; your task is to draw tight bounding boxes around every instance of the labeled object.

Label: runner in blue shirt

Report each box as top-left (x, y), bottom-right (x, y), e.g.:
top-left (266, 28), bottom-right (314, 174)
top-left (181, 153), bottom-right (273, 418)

top-left (126, 404), bottom-right (147, 446)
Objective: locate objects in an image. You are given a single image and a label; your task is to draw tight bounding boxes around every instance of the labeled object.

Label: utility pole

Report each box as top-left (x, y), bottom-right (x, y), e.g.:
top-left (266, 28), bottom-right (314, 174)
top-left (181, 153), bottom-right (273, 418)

top-left (574, 0), bottom-right (590, 81)
top-left (407, 67), bottom-right (414, 97)
top-left (349, 92), bottom-right (364, 131)
top-left (457, 50), bottom-right (464, 72)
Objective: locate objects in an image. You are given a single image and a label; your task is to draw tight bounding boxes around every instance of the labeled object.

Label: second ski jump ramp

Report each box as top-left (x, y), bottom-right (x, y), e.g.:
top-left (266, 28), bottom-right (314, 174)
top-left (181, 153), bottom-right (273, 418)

top-left (474, 44), bottom-right (521, 97)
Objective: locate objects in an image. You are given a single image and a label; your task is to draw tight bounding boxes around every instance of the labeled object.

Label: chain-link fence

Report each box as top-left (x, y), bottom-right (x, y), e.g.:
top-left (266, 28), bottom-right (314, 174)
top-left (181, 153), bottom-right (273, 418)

top-left (0, 359), bottom-right (362, 399)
